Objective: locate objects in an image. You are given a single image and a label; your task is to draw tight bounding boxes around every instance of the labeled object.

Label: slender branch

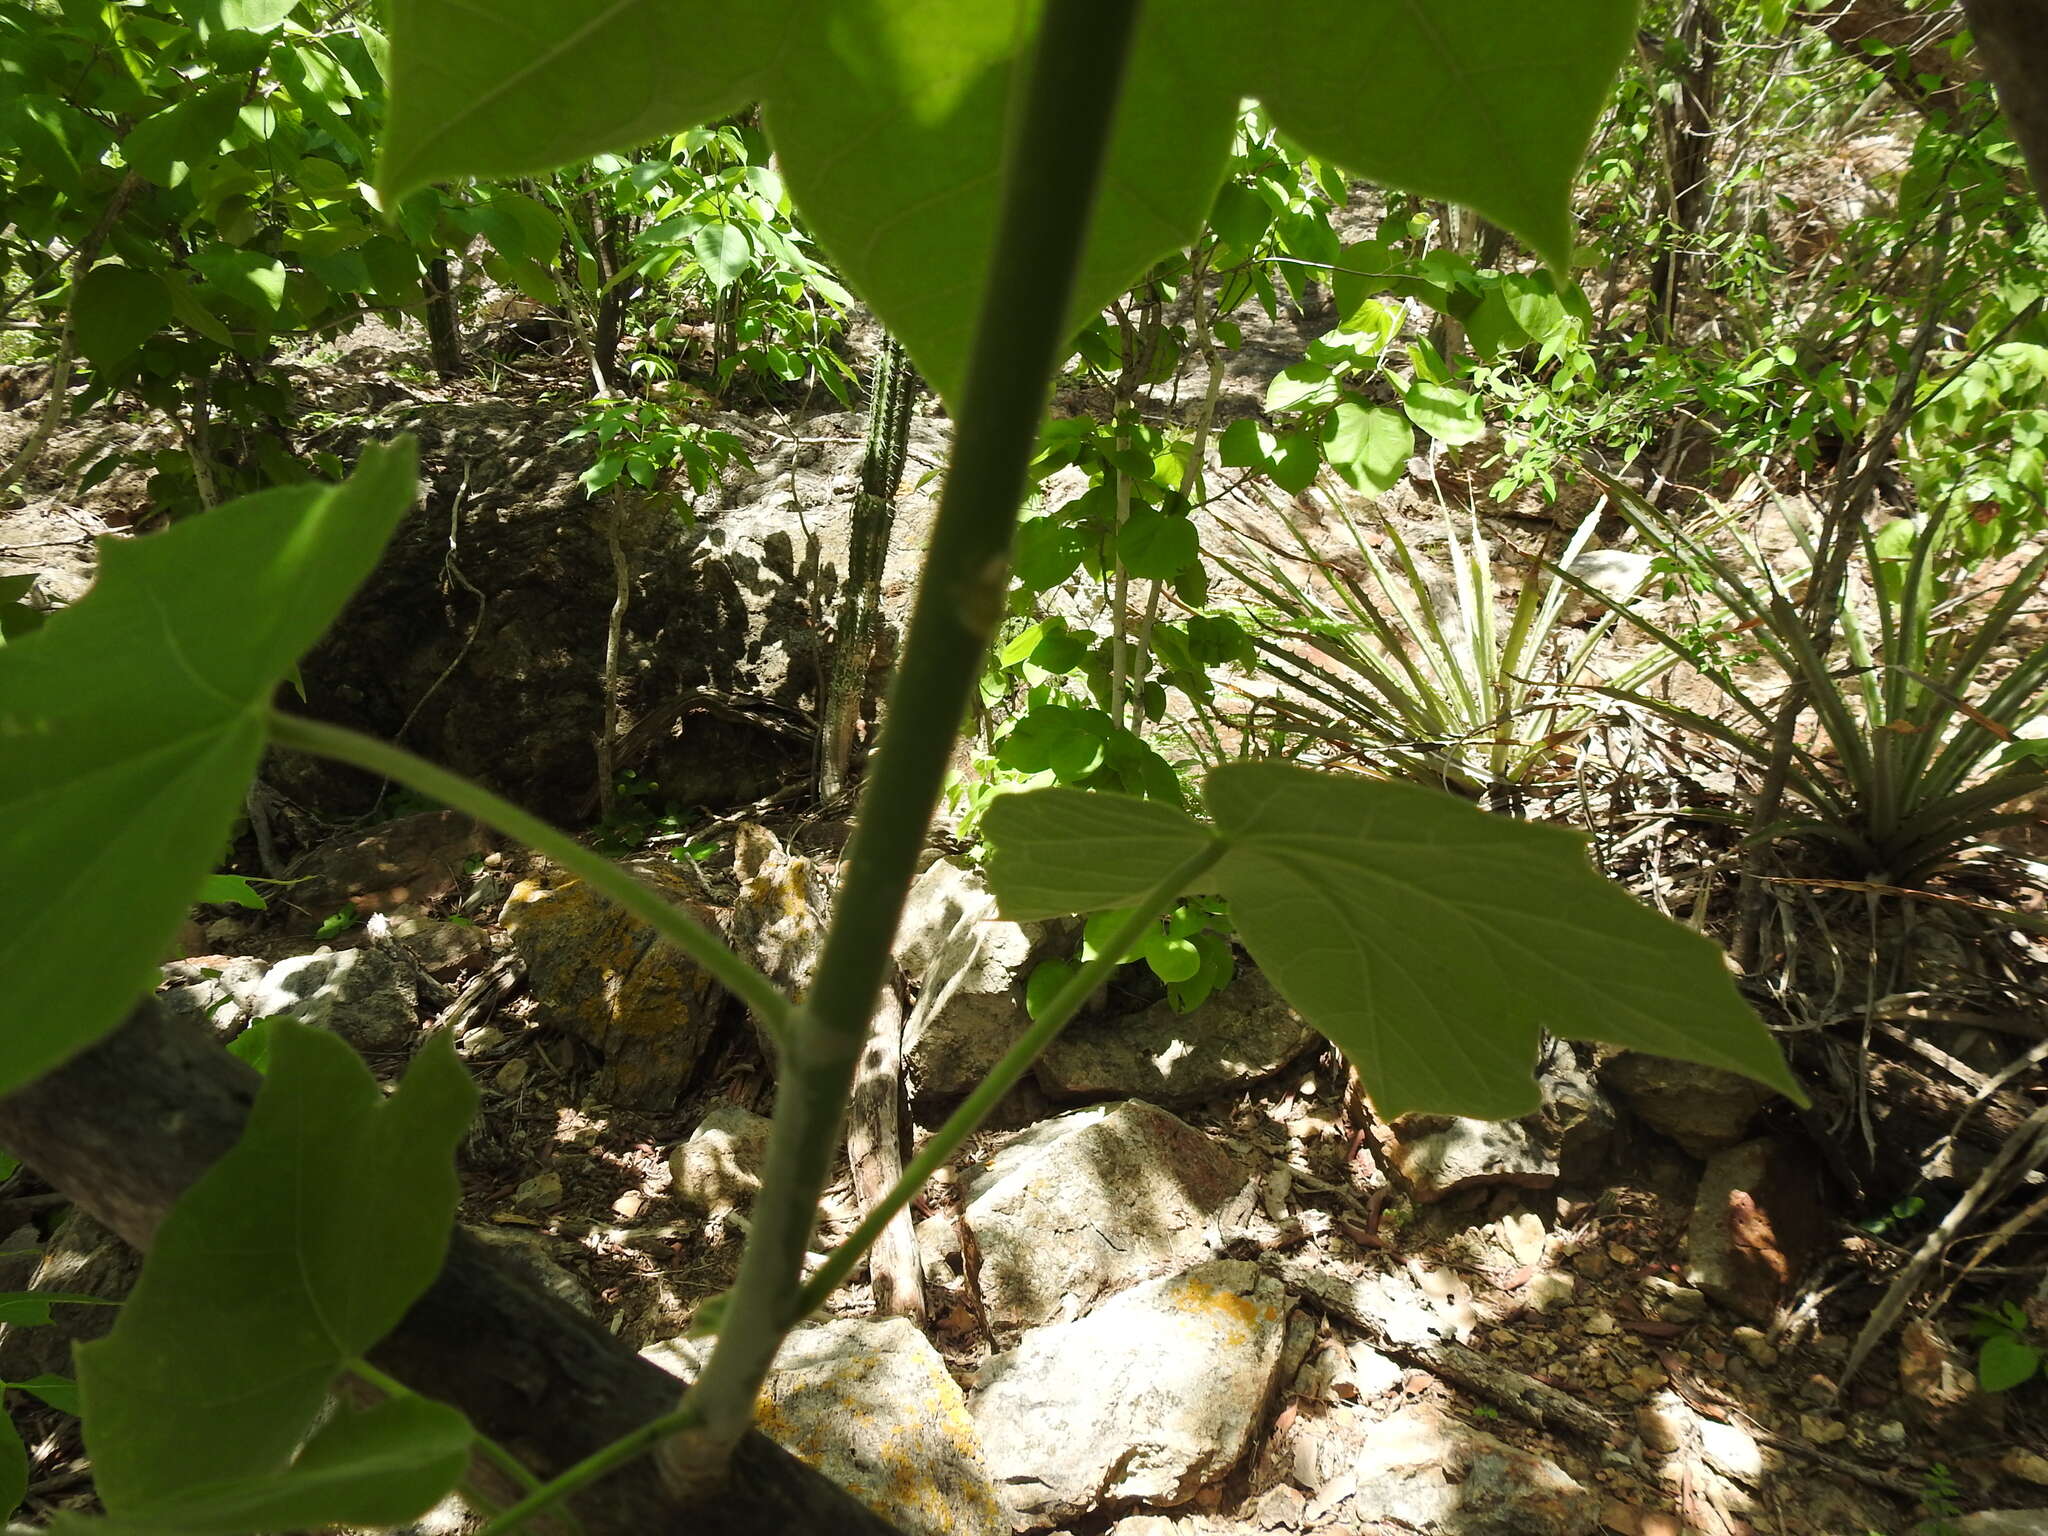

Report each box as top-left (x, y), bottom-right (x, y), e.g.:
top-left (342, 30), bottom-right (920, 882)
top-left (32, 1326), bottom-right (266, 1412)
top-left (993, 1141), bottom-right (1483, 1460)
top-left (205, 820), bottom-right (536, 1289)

top-left (796, 842), bottom-right (1222, 1313)
top-left (654, 0), bottom-right (1146, 1493)
top-left (265, 711), bottom-right (792, 1044)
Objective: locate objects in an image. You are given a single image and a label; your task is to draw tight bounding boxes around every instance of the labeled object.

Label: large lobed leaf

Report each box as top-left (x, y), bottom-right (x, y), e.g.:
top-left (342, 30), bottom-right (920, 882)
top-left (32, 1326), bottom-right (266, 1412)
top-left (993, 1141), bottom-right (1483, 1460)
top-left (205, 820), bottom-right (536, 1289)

top-left (0, 441), bottom-right (417, 1096)
top-left (376, 0), bottom-right (1636, 407)
top-left (984, 763), bottom-right (1800, 1120)
top-left (71, 1022), bottom-right (477, 1533)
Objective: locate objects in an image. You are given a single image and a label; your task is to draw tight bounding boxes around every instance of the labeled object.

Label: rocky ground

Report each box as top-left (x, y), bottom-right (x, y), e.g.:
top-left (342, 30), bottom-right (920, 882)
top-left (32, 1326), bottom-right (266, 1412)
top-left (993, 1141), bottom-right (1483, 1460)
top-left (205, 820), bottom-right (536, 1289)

top-left (3, 322), bottom-right (2047, 1536)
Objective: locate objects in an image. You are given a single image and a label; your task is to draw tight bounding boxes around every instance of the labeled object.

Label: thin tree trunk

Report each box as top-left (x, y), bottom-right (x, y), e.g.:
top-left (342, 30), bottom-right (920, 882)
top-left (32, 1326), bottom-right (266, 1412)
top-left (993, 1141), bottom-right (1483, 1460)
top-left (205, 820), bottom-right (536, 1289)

top-left (0, 999), bottom-right (905, 1536)
top-left (1644, 0), bottom-right (1719, 345)
top-left (1962, 0), bottom-right (2048, 220)
top-left (0, 173), bottom-right (143, 505)
top-left (819, 336), bottom-right (918, 800)
top-left (844, 979), bottom-right (925, 1323)
top-left (423, 256), bottom-right (466, 380)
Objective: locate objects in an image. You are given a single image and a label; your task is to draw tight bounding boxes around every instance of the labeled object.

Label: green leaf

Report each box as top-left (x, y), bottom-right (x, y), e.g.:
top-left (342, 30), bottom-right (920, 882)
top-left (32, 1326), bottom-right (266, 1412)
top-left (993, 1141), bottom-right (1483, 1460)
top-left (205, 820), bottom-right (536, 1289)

top-left (1116, 508), bottom-right (1198, 580)
top-left (377, 0), bottom-right (1633, 406)
top-left (1401, 380), bottom-right (1485, 445)
top-left (174, 0), bottom-right (298, 36)
top-left (1265, 362), bottom-right (1340, 414)
top-left (1978, 1333), bottom-right (2042, 1394)
top-left (0, 1294), bottom-right (120, 1328)
top-left (982, 786), bottom-right (1213, 920)
top-left (1141, 930), bottom-right (1201, 984)
top-left (76, 1023), bottom-right (475, 1523)
top-left (122, 87), bottom-right (243, 187)
top-left (0, 1411), bottom-right (22, 1522)
top-left (1025, 958), bottom-right (1077, 1021)
top-left (72, 266), bottom-right (173, 371)
top-left (195, 874), bottom-right (267, 910)
top-left (15, 1373), bottom-right (80, 1416)
top-left (0, 441), bottom-right (417, 1095)
top-left (1321, 401), bottom-right (1410, 494)
top-left (984, 765), bottom-right (1800, 1120)
top-left (692, 222), bottom-right (751, 289)
top-left (190, 244), bottom-right (289, 317)
top-left (51, 1397), bottom-right (471, 1535)
top-left (1202, 764), bottom-right (1798, 1118)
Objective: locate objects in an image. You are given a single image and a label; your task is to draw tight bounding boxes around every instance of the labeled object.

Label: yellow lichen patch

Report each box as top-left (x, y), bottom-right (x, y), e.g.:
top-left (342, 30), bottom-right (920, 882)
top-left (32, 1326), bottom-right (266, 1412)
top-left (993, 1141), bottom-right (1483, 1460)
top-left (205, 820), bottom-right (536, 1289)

top-left (1164, 1273), bottom-right (1280, 1349)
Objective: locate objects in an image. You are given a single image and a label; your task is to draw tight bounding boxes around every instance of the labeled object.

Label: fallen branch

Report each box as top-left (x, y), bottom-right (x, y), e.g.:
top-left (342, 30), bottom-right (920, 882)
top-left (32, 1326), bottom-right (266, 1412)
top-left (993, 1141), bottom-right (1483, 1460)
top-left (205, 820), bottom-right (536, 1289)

top-left (1267, 1255), bottom-right (1621, 1449)
top-left (0, 998), bottom-right (904, 1536)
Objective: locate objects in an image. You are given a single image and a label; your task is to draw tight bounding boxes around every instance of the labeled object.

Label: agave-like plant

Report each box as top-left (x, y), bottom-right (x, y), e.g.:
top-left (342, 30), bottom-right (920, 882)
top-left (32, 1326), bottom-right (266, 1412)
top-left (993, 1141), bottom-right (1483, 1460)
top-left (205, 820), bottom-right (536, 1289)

top-left (1574, 475), bottom-right (2048, 884)
top-left (1214, 485), bottom-right (1675, 801)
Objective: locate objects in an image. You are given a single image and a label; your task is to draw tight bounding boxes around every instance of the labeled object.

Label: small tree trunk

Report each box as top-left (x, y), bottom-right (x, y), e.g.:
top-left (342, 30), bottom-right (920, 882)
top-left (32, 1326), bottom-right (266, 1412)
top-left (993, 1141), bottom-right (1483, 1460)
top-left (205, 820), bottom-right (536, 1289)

top-left (423, 256), bottom-right (466, 380)
top-left (0, 999), bottom-right (907, 1536)
top-left (1644, 0), bottom-right (1719, 345)
top-left (818, 336), bottom-right (919, 799)
top-left (844, 980), bottom-right (926, 1323)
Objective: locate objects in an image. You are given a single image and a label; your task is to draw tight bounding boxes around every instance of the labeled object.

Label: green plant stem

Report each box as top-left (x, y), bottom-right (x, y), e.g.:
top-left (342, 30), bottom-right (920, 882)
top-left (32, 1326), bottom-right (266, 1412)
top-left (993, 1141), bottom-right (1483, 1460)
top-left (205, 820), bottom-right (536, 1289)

top-left (345, 1360), bottom-right (568, 1530)
top-left (655, 0), bottom-right (1145, 1494)
top-left (797, 842), bottom-right (1221, 1313)
top-left (264, 711), bottom-right (792, 1043)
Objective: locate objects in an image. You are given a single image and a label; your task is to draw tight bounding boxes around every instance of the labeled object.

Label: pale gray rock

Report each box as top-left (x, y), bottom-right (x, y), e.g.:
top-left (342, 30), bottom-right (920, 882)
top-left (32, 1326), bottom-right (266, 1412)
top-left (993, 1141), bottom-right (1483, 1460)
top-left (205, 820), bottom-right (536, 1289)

top-left (1374, 1043), bottom-right (1618, 1202)
top-left (247, 945), bottom-right (418, 1050)
top-left (646, 1317), bottom-right (1005, 1536)
top-left (1347, 1402), bottom-right (1599, 1535)
top-left (1035, 965), bottom-right (1320, 1103)
top-left (920, 1101), bottom-right (1258, 1328)
top-left (972, 1261), bottom-right (1290, 1530)
top-left (157, 954), bottom-right (270, 1038)
top-left (896, 858), bottom-right (1059, 1105)
top-left (1927, 1516), bottom-right (2048, 1536)
top-left (1563, 548), bottom-right (1655, 617)
top-left (1603, 1050), bottom-right (1778, 1158)
top-left (667, 1102), bottom-right (772, 1213)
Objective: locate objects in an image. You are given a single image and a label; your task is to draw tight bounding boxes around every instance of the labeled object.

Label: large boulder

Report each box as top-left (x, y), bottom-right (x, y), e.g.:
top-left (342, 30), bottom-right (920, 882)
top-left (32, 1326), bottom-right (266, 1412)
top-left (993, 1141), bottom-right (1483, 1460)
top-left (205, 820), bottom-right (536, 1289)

top-left (895, 858), bottom-right (1062, 1107)
top-left (500, 857), bottom-right (734, 1108)
top-left (246, 944), bottom-right (419, 1051)
top-left (1035, 965), bottom-right (1320, 1104)
top-left (273, 404), bottom-right (943, 823)
top-left (919, 1101), bottom-right (1258, 1329)
top-left (645, 1317), bottom-right (1005, 1536)
top-left (971, 1261), bottom-right (1290, 1530)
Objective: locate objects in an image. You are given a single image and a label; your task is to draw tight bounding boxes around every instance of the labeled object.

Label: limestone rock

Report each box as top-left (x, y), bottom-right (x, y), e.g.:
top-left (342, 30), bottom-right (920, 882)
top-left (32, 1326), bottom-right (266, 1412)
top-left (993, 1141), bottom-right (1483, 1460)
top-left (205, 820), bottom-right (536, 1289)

top-left (1347, 1402), bottom-right (1599, 1536)
top-left (0, 1211), bottom-right (136, 1385)
top-left (380, 909), bottom-right (496, 979)
top-left (157, 954), bottom-right (270, 1038)
top-left (1035, 965), bottom-right (1320, 1104)
top-left (500, 857), bottom-right (731, 1108)
top-left (897, 858), bottom-right (1058, 1106)
top-left (920, 1101), bottom-right (1258, 1328)
top-left (248, 944), bottom-right (418, 1051)
top-left (646, 1317), bottom-right (1005, 1536)
top-left (467, 1226), bottom-right (596, 1317)
top-left (1928, 1516), bottom-right (2048, 1536)
top-left (972, 1261), bottom-right (1289, 1530)
top-left (1603, 1050), bottom-right (1777, 1158)
top-left (1375, 1044), bottom-right (1617, 1202)
top-left (1684, 1136), bottom-right (1827, 1323)
top-left (668, 1103), bottom-right (773, 1213)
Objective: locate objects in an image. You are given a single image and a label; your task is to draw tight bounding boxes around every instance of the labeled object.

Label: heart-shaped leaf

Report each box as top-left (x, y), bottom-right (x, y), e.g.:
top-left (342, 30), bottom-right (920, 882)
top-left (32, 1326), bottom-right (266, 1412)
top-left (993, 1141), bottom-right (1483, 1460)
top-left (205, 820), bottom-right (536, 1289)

top-left (983, 763), bottom-right (1801, 1120)
top-left (76, 1022), bottom-right (476, 1524)
top-left (377, 0), bottom-right (1634, 407)
top-left (0, 440), bottom-right (417, 1095)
